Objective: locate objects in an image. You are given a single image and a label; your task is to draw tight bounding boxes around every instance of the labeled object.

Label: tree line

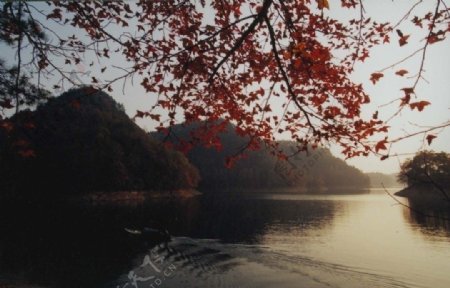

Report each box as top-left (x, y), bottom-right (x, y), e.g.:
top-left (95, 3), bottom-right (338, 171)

top-left (7, 87), bottom-right (447, 199)
top-left (151, 121), bottom-right (370, 192)
top-left (0, 87), bottom-right (199, 198)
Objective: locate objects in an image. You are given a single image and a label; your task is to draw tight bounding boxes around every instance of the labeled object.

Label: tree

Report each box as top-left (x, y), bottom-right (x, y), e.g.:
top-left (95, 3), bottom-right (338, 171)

top-left (398, 150), bottom-right (450, 199)
top-left (0, 87), bottom-right (200, 196)
top-left (0, 1), bottom-right (53, 116)
top-left (0, 59), bottom-right (51, 117)
top-left (0, 1), bottom-right (448, 161)
top-left (152, 121), bottom-right (370, 191)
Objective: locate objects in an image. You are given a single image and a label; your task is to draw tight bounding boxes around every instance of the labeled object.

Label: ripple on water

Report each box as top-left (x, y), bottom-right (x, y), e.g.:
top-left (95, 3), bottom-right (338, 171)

top-left (109, 237), bottom-right (422, 288)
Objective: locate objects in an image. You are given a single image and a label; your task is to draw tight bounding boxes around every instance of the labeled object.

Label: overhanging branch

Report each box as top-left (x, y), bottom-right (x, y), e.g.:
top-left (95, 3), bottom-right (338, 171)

top-left (264, 15), bottom-right (315, 132)
top-left (208, 0), bottom-right (273, 83)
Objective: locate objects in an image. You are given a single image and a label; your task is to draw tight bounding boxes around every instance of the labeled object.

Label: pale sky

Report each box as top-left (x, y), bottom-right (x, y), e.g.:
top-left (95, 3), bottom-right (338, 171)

top-left (2, 1), bottom-right (449, 174)
top-left (329, 0), bottom-right (450, 173)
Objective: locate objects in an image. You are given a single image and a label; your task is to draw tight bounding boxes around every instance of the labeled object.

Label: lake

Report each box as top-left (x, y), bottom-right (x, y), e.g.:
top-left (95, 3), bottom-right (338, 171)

top-left (0, 190), bottom-right (449, 288)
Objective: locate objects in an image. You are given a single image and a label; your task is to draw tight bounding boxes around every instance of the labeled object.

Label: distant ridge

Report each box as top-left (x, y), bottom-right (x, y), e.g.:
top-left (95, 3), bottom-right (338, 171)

top-left (366, 172), bottom-right (403, 188)
top-left (151, 120), bottom-right (370, 193)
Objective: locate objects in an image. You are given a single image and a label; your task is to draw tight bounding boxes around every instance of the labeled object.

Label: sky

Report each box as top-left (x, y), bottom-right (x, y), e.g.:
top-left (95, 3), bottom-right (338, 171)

top-left (329, 0), bottom-right (450, 173)
top-left (2, 0), bottom-right (449, 175)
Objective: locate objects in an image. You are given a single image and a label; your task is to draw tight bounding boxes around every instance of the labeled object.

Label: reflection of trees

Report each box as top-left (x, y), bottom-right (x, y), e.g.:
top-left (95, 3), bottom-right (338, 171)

top-left (401, 198), bottom-right (450, 238)
top-left (0, 196), bottom-right (337, 286)
top-left (0, 202), bottom-right (145, 288)
top-left (161, 195), bottom-right (337, 244)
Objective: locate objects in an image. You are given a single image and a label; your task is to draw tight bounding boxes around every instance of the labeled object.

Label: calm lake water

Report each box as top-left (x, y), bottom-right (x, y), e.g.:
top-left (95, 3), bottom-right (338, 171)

top-left (1, 190), bottom-right (449, 288)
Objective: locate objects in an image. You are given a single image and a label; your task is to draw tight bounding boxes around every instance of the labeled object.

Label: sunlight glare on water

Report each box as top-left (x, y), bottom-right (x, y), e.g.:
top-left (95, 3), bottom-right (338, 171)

top-left (256, 194), bottom-right (450, 288)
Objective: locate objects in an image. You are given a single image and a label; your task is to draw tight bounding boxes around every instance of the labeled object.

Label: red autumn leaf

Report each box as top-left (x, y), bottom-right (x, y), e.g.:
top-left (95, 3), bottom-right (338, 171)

top-left (372, 111), bottom-right (378, 119)
top-left (395, 69), bottom-right (408, 77)
top-left (375, 139), bottom-right (388, 152)
top-left (317, 0), bottom-right (330, 10)
top-left (23, 122), bottom-right (36, 129)
top-left (13, 139), bottom-right (29, 148)
top-left (38, 59), bottom-right (48, 69)
top-left (134, 110), bottom-right (147, 118)
top-left (177, 141), bottom-right (193, 154)
top-left (426, 134), bottom-right (437, 145)
top-left (149, 114), bottom-right (161, 121)
top-left (427, 32), bottom-right (444, 44)
top-left (47, 8), bottom-right (62, 21)
top-left (154, 74), bottom-right (163, 83)
top-left (370, 72), bottom-right (384, 84)
top-left (400, 89), bottom-right (413, 106)
top-left (341, 0), bottom-right (358, 8)
top-left (0, 99), bottom-right (14, 109)
top-left (412, 16), bottom-right (422, 28)
top-left (82, 86), bottom-right (98, 95)
top-left (380, 155), bottom-right (389, 161)
top-left (409, 101), bottom-right (431, 112)
top-left (225, 156), bottom-right (235, 169)
top-left (427, 35), bottom-right (439, 44)
top-left (399, 35), bottom-right (410, 46)
top-left (70, 99), bottom-right (81, 110)
top-left (0, 121), bottom-right (14, 132)
top-left (18, 149), bottom-right (36, 158)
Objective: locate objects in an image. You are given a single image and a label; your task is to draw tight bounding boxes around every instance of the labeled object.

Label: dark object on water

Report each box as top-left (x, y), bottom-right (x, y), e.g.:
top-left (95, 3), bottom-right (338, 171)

top-left (124, 227), bottom-right (171, 245)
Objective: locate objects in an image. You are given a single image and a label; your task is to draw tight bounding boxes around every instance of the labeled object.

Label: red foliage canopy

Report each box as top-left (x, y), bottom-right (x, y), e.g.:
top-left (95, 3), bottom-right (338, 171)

top-left (1, 0), bottom-right (449, 160)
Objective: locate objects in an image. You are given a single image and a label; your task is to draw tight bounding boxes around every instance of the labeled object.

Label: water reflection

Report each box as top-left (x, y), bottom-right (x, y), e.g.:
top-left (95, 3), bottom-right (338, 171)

top-left (170, 194), bottom-right (337, 243)
top-left (402, 198), bottom-right (450, 238)
top-left (0, 195), bottom-right (337, 287)
top-left (0, 202), bottom-right (145, 287)
top-left (1, 193), bottom-right (450, 288)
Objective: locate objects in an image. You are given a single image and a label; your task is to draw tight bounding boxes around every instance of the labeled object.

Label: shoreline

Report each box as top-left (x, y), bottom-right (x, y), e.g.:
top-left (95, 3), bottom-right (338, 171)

top-left (394, 185), bottom-right (450, 201)
top-left (80, 189), bottom-right (202, 204)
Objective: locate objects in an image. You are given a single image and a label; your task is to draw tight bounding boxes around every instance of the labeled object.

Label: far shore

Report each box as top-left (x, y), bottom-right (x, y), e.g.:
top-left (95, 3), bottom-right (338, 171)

top-left (80, 189), bottom-right (202, 204)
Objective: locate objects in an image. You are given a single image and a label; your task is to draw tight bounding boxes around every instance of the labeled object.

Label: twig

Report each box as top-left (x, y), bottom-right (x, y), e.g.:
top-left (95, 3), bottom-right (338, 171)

top-left (208, 0), bottom-right (273, 83)
top-left (264, 15), bottom-right (315, 132)
top-left (13, 0), bottom-right (23, 114)
top-left (390, 121), bottom-right (450, 143)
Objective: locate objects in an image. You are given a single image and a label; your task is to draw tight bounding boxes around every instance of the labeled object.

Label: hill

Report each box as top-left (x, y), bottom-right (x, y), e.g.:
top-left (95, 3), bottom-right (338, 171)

top-left (151, 121), bottom-right (370, 193)
top-left (0, 87), bottom-right (199, 198)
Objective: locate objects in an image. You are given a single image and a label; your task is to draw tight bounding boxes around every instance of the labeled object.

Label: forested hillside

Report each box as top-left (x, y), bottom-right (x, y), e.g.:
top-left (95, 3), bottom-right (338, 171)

top-left (0, 87), bottom-right (199, 198)
top-left (151, 121), bottom-right (369, 192)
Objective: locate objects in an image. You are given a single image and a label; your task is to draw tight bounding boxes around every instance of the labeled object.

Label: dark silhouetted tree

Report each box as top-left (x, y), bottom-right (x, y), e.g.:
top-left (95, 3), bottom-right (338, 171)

top-left (0, 87), bottom-right (199, 197)
top-left (399, 151), bottom-right (450, 187)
